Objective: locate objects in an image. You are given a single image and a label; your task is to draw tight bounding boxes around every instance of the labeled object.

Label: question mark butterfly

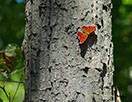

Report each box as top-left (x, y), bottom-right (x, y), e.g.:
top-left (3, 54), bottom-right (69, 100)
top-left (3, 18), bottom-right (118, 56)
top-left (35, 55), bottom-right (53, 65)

top-left (77, 25), bottom-right (96, 44)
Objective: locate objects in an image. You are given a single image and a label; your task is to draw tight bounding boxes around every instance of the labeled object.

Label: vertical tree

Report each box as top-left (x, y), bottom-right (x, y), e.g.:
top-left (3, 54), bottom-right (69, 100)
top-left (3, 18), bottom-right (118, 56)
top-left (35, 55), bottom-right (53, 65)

top-left (22, 0), bottom-right (114, 101)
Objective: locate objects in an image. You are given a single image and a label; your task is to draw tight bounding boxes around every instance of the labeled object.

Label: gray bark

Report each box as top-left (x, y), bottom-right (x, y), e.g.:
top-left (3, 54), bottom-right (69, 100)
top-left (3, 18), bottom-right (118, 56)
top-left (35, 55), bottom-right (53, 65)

top-left (22, 0), bottom-right (114, 102)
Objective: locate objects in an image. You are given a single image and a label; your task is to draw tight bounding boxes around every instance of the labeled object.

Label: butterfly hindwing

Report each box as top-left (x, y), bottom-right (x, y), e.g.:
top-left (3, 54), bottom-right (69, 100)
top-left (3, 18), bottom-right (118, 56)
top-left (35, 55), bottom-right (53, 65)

top-left (77, 31), bottom-right (88, 44)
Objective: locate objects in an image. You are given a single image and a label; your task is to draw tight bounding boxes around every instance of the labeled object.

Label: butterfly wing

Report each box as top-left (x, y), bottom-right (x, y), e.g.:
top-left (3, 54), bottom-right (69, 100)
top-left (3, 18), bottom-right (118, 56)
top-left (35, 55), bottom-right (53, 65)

top-left (77, 31), bottom-right (88, 44)
top-left (82, 25), bottom-right (96, 34)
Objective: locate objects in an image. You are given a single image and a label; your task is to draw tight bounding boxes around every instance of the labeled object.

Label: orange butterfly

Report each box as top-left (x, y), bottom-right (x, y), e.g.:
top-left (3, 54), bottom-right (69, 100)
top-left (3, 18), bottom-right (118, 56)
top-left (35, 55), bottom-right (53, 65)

top-left (77, 25), bottom-right (96, 44)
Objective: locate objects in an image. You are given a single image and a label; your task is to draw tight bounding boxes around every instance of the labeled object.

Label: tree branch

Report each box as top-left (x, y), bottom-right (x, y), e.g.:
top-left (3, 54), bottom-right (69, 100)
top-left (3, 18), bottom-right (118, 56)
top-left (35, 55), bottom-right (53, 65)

top-left (0, 86), bottom-right (10, 101)
top-left (0, 80), bottom-right (24, 84)
top-left (12, 74), bottom-right (23, 102)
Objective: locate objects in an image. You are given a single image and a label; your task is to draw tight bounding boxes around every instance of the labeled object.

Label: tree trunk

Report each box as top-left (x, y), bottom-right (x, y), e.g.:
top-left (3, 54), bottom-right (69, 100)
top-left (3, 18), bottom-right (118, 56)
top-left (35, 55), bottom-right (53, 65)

top-left (22, 0), bottom-right (114, 102)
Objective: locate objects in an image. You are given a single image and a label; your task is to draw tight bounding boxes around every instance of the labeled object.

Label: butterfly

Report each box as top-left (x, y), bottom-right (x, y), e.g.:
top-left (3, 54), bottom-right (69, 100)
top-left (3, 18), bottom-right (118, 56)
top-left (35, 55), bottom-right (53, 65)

top-left (77, 25), bottom-right (96, 44)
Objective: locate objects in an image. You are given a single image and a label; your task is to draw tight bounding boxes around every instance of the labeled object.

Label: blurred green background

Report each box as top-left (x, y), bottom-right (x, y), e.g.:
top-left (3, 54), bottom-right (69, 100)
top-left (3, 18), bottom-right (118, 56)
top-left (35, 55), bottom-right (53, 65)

top-left (0, 0), bottom-right (132, 102)
top-left (113, 0), bottom-right (132, 101)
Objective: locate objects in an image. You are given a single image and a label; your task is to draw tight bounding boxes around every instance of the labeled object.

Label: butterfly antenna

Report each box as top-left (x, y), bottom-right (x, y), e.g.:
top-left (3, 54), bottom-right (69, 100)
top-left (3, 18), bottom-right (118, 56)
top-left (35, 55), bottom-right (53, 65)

top-left (93, 0), bottom-right (95, 24)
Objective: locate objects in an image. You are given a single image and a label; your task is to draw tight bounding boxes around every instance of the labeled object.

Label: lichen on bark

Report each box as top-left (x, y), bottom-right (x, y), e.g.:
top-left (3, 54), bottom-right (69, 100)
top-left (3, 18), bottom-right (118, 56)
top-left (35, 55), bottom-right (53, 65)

top-left (22, 0), bottom-right (114, 102)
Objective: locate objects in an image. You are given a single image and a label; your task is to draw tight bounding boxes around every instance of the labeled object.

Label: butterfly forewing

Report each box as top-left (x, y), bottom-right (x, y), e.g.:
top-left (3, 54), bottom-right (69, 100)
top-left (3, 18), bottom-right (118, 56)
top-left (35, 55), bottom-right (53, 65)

top-left (82, 25), bottom-right (96, 34)
top-left (76, 25), bottom-right (96, 44)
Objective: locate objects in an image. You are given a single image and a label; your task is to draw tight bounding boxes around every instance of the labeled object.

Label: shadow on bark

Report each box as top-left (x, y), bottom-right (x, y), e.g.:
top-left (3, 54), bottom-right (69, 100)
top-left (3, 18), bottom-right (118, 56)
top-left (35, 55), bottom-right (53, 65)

top-left (79, 32), bottom-right (97, 58)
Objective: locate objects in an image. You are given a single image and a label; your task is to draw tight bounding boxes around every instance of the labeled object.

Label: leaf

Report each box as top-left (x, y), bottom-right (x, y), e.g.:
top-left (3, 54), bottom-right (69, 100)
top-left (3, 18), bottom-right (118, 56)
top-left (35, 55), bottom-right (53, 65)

top-left (5, 44), bottom-right (23, 71)
top-left (5, 44), bottom-right (17, 57)
top-left (0, 43), bottom-right (23, 74)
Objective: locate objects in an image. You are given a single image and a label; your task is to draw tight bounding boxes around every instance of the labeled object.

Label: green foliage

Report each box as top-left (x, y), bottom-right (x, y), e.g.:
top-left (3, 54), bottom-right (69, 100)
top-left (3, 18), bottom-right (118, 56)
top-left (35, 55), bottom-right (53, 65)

top-left (0, 0), bottom-right (24, 102)
top-left (0, 44), bottom-right (23, 75)
top-left (0, 72), bottom-right (24, 102)
top-left (5, 44), bottom-right (18, 57)
top-left (0, 43), bottom-right (24, 102)
top-left (5, 44), bottom-right (22, 70)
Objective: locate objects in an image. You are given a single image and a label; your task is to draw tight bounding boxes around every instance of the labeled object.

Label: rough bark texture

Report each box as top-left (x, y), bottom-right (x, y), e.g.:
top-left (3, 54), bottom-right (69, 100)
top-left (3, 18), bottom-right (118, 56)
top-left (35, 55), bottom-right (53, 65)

top-left (22, 0), bottom-right (114, 102)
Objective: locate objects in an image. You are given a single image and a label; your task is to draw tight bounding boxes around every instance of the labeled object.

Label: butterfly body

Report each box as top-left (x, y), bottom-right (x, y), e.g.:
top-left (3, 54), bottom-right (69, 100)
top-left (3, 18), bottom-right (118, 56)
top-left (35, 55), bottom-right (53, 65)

top-left (77, 25), bottom-right (96, 44)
